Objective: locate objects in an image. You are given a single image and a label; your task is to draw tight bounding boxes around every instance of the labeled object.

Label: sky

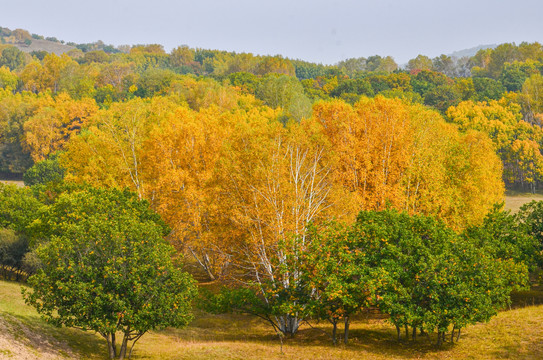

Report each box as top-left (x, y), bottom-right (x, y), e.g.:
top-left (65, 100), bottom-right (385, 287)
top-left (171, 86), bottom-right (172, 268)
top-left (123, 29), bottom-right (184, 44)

top-left (2, 0), bottom-right (542, 65)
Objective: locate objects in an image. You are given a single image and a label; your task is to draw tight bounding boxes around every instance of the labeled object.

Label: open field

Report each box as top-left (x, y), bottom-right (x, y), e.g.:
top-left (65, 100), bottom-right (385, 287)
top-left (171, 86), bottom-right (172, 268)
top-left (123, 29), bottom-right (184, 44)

top-left (1, 279), bottom-right (543, 360)
top-left (504, 191), bottom-right (543, 213)
top-left (0, 180), bottom-right (24, 187)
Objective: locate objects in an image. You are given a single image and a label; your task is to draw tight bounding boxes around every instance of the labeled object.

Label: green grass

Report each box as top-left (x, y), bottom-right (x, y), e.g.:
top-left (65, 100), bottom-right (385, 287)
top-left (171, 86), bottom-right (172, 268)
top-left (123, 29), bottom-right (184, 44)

top-left (0, 280), bottom-right (104, 359)
top-left (2, 279), bottom-right (543, 359)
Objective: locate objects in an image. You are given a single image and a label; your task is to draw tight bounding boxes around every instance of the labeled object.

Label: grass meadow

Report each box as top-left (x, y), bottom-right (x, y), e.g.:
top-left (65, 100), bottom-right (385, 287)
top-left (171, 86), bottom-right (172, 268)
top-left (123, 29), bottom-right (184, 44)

top-left (1, 278), bottom-right (543, 360)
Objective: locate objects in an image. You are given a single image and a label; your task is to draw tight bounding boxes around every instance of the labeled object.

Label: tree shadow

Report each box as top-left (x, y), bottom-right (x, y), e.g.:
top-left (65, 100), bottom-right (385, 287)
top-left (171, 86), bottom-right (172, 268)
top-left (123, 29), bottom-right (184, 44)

top-left (159, 312), bottom-right (458, 359)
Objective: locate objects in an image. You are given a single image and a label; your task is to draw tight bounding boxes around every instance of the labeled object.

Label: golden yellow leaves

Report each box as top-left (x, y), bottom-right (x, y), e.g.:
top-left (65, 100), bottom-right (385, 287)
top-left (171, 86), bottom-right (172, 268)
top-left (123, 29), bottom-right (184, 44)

top-left (314, 96), bottom-right (504, 229)
top-left (23, 93), bottom-right (98, 162)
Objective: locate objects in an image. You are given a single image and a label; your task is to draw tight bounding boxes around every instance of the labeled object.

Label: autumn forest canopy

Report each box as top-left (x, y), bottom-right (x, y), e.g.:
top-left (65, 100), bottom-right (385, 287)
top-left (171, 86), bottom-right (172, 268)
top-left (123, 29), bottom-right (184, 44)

top-left (2, 26), bottom-right (543, 358)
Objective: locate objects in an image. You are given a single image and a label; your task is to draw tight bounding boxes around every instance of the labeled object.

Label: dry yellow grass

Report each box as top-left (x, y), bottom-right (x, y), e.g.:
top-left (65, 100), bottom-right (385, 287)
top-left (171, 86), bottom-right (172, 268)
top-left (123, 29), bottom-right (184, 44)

top-left (0, 180), bottom-right (24, 187)
top-left (2, 278), bottom-right (543, 359)
top-left (124, 306), bottom-right (543, 360)
top-left (504, 192), bottom-right (543, 213)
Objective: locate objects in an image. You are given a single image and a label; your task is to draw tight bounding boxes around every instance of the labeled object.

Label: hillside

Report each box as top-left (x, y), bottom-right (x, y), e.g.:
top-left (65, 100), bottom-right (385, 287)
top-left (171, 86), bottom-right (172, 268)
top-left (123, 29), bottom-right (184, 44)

top-left (0, 280), bottom-right (101, 359)
top-left (13, 39), bottom-right (75, 55)
top-left (0, 26), bottom-right (75, 55)
top-left (2, 279), bottom-right (543, 360)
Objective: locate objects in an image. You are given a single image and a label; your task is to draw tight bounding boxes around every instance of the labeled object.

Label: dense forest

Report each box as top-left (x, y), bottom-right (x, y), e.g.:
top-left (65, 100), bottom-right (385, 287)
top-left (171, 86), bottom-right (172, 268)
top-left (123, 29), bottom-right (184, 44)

top-left (1, 27), bottom-right (543, 191)
top-left (2, 25), bottom-right (543, 359)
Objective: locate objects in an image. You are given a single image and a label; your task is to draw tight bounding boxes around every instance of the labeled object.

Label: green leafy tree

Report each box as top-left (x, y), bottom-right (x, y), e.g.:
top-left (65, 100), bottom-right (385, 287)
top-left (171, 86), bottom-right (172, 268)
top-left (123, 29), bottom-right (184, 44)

top-left (134, 68), bottom-right (178, 98)
top-left (407, 55), bottom-right (433, 71)
top-left (423, 84), bottom-right (461, 113)
top-left (411, 70), bottom-right (450, 96)
top-left (366, 55), bottom-right (398, 73)
top-left (228, 71), bottom-right (259, 93)
top-left (23, 156), bottom-right (65, 187)
top-left (292, 60), bottom-right (331, 80)
top-left (0, 46), bottom-right (26, 71)
top-left (336, 57), bottom-right (366, 77)
top-left (432, 55), bottom-right (455, 77)
top-left (0, 183), bottom-right (41, 279)
top-left (486, 43), bottom-right (522, 79)
top-left (353, 210), bottom-right (527, 345)
top-left (499, 61), bottom-right (537, 92)
top-left (465, 204), bottom-right (539, 269)
top-left (0, 183), bottom-right (42, 234)
top-left (255, 74), bottom-right (312, 121)
top-left (23, 188), bottom-right (197, 360)
top-left (330, 78), bottom-right (374, 99)
top-left (472, 77), bottom-right (505, 101)
top-left (517, 200), bottom-right (543, 260)
top-left (0, 228), bottom-right (29, 281)
top-left (303, 222), bottom-right (375, 345)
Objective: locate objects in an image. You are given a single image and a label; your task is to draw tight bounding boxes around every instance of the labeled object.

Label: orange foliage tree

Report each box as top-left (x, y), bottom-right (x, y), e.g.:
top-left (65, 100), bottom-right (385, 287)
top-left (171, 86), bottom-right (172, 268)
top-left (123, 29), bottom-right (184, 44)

top-left (447, 99), bottom-right (543, 190)
top-left (23, 93), bottom-right (98, 162)
top-left (313, 96), bottom-right (503, 229)
top-left (140, 106), bottom-right (232, 280)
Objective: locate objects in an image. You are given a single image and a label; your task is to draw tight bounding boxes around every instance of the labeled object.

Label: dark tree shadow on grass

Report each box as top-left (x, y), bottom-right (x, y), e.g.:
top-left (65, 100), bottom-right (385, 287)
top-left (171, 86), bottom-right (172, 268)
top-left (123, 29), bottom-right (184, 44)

top-left (157, 312), bottom-right (460, 359)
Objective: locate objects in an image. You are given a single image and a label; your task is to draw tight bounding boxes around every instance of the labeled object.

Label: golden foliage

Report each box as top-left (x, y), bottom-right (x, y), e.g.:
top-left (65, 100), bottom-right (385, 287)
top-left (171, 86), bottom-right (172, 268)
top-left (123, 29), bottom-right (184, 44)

top-left (23, 93), bottom-right (98, 161)
top-left (313, 96), bottom-right (503, 229)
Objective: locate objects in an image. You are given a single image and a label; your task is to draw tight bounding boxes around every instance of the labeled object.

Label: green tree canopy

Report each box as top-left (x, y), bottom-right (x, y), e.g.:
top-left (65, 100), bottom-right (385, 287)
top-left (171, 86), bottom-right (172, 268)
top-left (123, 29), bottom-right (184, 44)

top-left (23, 156), bottom-right (65, 187)
top-left (23, 188), bottom-right (196, 360)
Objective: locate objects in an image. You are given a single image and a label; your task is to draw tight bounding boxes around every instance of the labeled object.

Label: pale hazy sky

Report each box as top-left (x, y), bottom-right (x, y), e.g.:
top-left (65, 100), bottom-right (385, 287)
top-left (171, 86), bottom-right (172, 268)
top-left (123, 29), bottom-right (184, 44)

top-left (2, 0), bottom-right (542, 64)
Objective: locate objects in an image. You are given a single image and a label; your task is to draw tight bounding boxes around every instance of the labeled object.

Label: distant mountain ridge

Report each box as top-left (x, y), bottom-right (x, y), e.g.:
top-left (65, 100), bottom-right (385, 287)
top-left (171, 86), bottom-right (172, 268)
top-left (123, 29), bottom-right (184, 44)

top-left (448, 44), bottom-right (498, 59)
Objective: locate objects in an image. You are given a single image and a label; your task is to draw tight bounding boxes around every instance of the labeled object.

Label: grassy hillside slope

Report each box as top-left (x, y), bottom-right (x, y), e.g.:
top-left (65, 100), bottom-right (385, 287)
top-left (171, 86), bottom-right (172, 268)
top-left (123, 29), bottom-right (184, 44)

top-left (1, 279), bottom-right (543, 359)
top-left (0, 280), bottom-right (103, 359)
top-left (13, 39), bottom-right (75, 55)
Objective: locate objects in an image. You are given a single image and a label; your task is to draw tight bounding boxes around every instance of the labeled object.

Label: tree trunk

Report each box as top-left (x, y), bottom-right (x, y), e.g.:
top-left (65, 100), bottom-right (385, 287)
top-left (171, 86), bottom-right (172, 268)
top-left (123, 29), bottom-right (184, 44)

top-left (203, 253), bottom-right (217, 281)
top-left (437, 331), bottom-right (442, 346)
top-left (204, 266), bottom-right (216, 282)
top-left (119, 332), bottom-right (129, 360)
top-left (396, 324), bottom-right (401, 341)
top-left (277, 314), bottom-right (301, 337)
top-left (451, 325), bottom-right (456, 343)
top-left (405, 324), bottom-right (409, 340)
top-left (456, 328), bottom-right (461, 342)
top-left (332, 319), bottom-right (338, 345)
top-left (106, 333), bottom-right (117, 359)
top-left (412, 326), bottom-right (417, 340)
top-left (343, 316), bottom-right (350, 345)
